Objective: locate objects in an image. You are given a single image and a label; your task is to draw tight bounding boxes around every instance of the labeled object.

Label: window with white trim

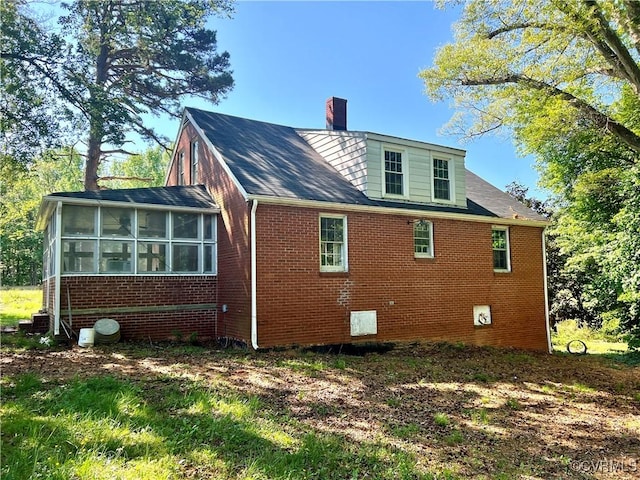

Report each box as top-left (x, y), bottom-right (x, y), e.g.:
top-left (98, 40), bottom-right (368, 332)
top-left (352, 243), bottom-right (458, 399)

top-left (320, 215), bottom-right (347, 272)
top-left (60, 205), bottom-right (216, 275)
top-left (178, 151), bottom-right (185, 185)
top-left (492, 226), bottom-right (511, 272)
top-left (383, 148), bottom-right (406, 196)
top-left (433, 158), bottom-right (451, 201)
top-left (413, 220), bottom-right (433, 258)
top-left (190, 140), bottom-right (199, 184)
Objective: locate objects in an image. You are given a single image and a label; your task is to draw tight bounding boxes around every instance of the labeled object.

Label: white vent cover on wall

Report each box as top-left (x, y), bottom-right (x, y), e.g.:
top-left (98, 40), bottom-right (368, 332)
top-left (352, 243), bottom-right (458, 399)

top-left (350, 310), bottom-right (377, 336)
top-left (473, 305), bottom-right (492, 326)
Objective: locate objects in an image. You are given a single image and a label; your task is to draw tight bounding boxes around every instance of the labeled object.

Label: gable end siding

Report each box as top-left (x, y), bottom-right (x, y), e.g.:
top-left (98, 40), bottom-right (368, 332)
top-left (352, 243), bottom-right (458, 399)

top-left (298, 131), bottom-right (368, 192)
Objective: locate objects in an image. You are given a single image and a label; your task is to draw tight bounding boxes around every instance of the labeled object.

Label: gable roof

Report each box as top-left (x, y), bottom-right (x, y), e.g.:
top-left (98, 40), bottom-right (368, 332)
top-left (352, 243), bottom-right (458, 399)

top-left (186, 108), bottom-right (368, 204)
top-left (37, 185), bottom-right (219, 230)
top-left (185, 107), bottom-right (547, 224)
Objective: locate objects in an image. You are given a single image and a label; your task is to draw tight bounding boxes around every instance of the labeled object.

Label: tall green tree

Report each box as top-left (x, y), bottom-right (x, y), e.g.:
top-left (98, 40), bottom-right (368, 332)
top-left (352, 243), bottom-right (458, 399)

top-left (422, 0), bottom-right (640, 156)
top-left (60, 0), bottom-right (234, 190)
top-left (422, 0), bottom-right (640, 343)
top-left (1, 1), bottom-right (234, 190)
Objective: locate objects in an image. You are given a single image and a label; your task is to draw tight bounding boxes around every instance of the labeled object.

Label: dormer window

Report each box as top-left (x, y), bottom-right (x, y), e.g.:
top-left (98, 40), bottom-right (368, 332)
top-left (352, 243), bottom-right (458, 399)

top-left (383, 148), bottom-right (407, 197)
top-left (433, 158), bottom-right (451, 202)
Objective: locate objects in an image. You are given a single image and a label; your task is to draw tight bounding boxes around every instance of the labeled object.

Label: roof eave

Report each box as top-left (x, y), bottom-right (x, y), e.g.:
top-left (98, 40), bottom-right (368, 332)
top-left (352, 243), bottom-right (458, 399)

top-left (35, 194), bottom-right (220, 231)
top-left (247, 194), bottom-right (549, 227)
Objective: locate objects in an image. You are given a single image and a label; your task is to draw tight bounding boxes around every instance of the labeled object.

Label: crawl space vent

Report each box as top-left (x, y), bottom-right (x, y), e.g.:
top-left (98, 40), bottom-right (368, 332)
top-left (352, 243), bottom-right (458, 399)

top-left (350, 310), bottom-right (377, 336)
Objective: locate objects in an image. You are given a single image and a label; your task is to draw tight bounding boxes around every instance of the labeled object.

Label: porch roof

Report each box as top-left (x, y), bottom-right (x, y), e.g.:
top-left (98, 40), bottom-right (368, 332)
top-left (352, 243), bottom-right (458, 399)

top-left (37, 185), bottom-right (219, 230)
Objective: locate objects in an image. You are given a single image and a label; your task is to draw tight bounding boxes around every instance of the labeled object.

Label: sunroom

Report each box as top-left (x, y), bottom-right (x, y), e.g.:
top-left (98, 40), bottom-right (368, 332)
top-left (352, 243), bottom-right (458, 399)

top-left (36, 186), bottom-right (220, 341)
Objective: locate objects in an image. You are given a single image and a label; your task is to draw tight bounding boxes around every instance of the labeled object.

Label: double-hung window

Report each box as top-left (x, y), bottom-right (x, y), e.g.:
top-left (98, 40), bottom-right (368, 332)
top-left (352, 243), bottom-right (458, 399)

top-left (178, 151), bottom-right (185, 186)
top-left (320, 215), bottom-right (347, 272)
top-left (492, 226), bottom-right (511, 272)
top-left (190, 140), bottom-right (199, 184)
top-left (433, 158), bottom-right (451, 201)
top-left (384, 149), bottom-right (405, 196)
top-left (414, 220), bottom-right (434, 258)
top-left (61, 205), bottom-right (97, 273)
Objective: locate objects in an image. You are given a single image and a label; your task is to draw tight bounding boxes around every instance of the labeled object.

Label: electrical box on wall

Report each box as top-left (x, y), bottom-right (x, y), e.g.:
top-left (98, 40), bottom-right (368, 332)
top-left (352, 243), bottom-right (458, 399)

top-left (350, 310), bottom-right (377, 336)
top-left (473, 305), bottom-right (492, 326)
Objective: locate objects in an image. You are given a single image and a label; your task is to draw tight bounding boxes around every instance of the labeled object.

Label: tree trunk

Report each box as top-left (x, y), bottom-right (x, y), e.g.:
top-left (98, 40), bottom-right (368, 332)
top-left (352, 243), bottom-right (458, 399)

top-left (84, 122), bottom-right (102, 191)
top-left (83, 2), bottom-right (111, 191)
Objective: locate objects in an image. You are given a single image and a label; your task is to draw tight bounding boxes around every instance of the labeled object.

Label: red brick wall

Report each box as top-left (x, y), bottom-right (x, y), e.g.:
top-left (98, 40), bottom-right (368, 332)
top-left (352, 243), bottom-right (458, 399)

top-left (167, 121), bottom-right (252, 343)
top-left (165, 118), bottom-right (548, 351)
top-left (57, 276), bottom-right (217, 340)
top-left (254, 204), bottom-right (549, 351)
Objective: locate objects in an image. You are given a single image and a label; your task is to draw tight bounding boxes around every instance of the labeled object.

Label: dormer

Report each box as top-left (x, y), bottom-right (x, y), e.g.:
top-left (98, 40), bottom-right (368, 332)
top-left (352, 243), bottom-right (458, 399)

top-left (297, 97), bottom-right (467, 208)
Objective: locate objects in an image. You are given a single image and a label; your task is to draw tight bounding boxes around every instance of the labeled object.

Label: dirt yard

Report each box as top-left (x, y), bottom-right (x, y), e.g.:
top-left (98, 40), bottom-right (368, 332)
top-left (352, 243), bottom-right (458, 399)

top-left (2, 341), bottom-right (639, 479)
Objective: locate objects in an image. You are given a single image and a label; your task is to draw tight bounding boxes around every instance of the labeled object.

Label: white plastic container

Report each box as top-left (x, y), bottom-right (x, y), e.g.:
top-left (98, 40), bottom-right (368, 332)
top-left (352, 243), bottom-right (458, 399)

top-left (78, 328), bottom-right (95, 347)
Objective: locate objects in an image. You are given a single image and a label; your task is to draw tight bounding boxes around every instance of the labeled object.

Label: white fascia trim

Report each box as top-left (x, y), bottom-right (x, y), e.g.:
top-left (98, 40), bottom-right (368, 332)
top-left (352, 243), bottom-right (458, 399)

top-left (250, 199), bottom-right (259, 350)
top-left (542, 228), bottom-right (553, 354)
top-left (366, 132), bottom-right (466, 156)
top-left (184, 110), bottom-right (249, 200)
top-left (247, 195), bottom-right (549, 228)
top-left (40, 196), bottom-right (220, 214)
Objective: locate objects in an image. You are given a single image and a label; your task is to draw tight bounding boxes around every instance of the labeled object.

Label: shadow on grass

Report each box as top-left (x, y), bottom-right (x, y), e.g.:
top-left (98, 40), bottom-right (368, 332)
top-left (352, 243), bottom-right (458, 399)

top-left (1, 373), bottom-right (429, 480)
top-left (2, 341), bottom-right (639, 479)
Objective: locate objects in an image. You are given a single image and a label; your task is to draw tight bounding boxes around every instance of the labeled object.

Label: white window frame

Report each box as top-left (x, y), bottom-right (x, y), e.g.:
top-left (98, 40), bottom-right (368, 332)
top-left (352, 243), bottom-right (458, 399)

top-left (413, 220), bottom-right (434, 258)
top-left (60, 206), bottom-right (217, 276)
top-left (382, 146), bottom-right (409, 199)
top-left (190, 140), bottom-right (199, 184)
top-left (319, 214), bottom-right (348, 272)
top-left (178, 150), bottom-right (185, 186)
top-left (492, 226), bottom-right (511, 272)
top-left (431, 155), bottom-right (455, 204)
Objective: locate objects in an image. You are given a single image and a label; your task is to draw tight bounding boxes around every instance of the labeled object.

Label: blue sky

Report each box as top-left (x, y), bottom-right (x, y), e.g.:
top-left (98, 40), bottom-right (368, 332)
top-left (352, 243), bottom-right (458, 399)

top-left (165, 0), bottom-right (544, 196)
top-left (37, 0), bottom-right (543, 195)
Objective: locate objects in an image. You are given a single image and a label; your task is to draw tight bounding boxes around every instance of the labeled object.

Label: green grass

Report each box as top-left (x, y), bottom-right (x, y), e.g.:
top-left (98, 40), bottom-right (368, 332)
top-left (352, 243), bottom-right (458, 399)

top-left (433, 412), bottom-right (450, 427)
top-left (1, 373), bottom-right (428, 480)
top-left (3, 336), bottom-right (639, 479)
top-left (551, 319), bottom-right (628, 355)
top-left (0, 287), bottom-right (42, 327)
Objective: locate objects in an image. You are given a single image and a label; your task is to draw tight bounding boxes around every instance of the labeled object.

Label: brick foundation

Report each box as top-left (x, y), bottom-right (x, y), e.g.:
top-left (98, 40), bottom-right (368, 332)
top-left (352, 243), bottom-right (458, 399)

top-left (46, 275), bottom-right (218, 341)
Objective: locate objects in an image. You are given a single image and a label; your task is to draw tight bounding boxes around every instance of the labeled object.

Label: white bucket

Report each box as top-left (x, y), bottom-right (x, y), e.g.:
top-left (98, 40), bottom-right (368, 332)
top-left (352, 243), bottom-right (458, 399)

top-left (78, 328), bottom-right (95, 347)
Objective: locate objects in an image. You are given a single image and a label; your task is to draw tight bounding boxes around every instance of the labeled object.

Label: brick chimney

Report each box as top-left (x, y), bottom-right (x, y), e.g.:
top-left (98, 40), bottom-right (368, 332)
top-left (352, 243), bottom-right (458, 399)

top-left (326, 97), bottom-right (347, 131)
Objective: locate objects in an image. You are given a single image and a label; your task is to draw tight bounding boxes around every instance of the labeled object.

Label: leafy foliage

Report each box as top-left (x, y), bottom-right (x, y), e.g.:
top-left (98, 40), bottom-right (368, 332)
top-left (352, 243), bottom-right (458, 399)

top-left (425, 0), bottom-right (640, 346)
top-left (1, 0), bottom-right (234, 190)
top-left (102, 145), bottom-right (171, 189)
top-left (0, 149), bottom-right (84, 286)
top-left (0, 1), bottom-right (72, 167)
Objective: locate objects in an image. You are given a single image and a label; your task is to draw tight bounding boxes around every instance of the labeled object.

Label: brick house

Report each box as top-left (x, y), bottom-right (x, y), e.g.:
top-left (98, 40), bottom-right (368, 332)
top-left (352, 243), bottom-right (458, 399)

top-left (37, 97), bottom-right (551, 351)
